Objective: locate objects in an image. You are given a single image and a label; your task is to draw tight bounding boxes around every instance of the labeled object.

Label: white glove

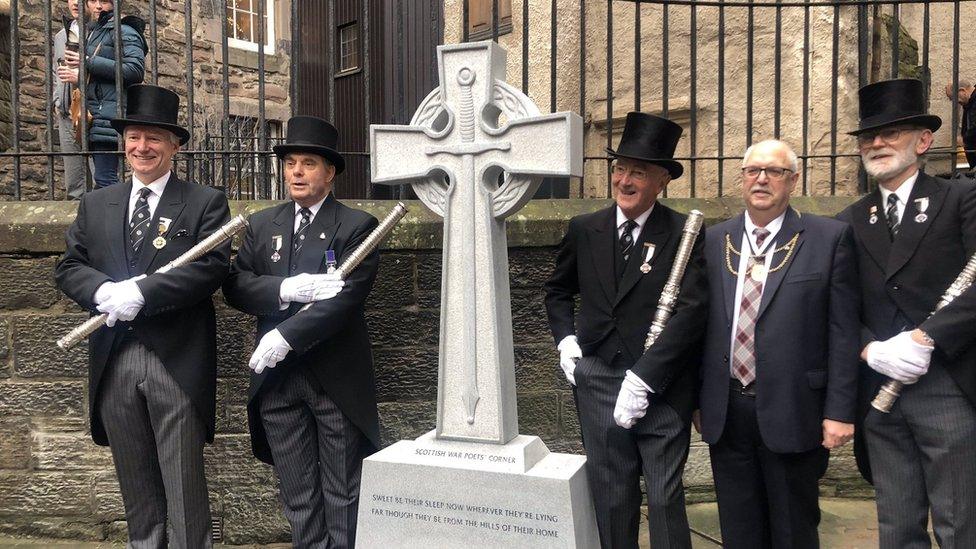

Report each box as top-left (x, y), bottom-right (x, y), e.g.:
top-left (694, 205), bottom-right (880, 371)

top-left (279, 273), bottom-right (345, 304)
top-left (93, 281), bottom-right (118, 305)
top-left (557, 335), bottom-right (582, 386)
top-left (613, 372), bottom-right (651, 429)
top-left (249, 329), bottom-right (293, 374)
top-left (865, 331), bottom-right (933, 384)
top-left (96, 277), bottom-right (146, 327)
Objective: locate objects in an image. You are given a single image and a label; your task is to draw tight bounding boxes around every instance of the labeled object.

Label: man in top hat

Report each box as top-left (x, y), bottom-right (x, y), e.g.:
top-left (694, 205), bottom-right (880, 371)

top-left (544, 112), bottom-right (707, 548)
top-left (697, 139), bottom-right (859, 549)
top-left (838, 78), bottom-right (976, 547)
top-left (223, 116), bottom-right (381, 548)
top-left (55, 84), bottom-right (230, 548)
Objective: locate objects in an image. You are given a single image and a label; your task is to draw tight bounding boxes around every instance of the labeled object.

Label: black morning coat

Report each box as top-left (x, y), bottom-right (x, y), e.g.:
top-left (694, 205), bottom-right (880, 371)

top-left (222, 195), bottom-right (381, 464)
top-left (837, 172), bottom-right (976, 482)
top-left (55, 177), bottom-right (232, 445)
top-left (544, 202), bottom-right (709, 422)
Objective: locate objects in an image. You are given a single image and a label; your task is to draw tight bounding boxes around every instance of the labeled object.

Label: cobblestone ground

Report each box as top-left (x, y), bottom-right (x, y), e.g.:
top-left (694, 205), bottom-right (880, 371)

top-left (1, 498), bottom-right (924, 547)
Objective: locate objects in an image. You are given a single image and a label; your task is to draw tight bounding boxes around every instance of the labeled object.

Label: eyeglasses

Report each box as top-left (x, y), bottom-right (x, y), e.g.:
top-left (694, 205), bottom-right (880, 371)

top-left (741, 166), bottom-right (793, 180)
top-left (611, 163), bottom-right (650, 183)
top-left (856, 127), bottom-right (913, 147)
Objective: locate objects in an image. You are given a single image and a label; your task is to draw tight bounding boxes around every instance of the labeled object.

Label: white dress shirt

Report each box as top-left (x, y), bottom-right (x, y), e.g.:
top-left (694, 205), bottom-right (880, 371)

top-left (878, 170), bottom-right (918, 224)
top-left (728, 210), bottom-right (787, 364)
top-left (128, 171), bottom-right (171, 223)
top-left (616, 204), bottom-right (654, 242)
top-left (293, 194), bottom-right (328, 233)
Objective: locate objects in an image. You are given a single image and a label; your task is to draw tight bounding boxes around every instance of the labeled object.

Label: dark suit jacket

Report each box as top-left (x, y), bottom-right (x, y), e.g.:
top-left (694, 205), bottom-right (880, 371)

top-left (543, 203), bottom-right (708, 421)
top-left (222, 195), bottom-right (381, 464)
top-left (837, 173), bottom-right (976, 481)
top-left (55, 177), bottom-right (232, 445)
top-left (699, 208), bottom-right (860, 454)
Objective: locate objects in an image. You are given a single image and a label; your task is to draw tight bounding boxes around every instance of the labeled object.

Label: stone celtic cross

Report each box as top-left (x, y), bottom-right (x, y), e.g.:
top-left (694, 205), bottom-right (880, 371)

top-left (371, 41), bottom-right (582, 444)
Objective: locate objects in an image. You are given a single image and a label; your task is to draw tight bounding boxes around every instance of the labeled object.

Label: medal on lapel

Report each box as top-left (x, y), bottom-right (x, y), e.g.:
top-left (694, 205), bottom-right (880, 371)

top-left (325, 250), bottom-right (337, 274)
top-left (914, 196), bottom-right (929, 223)
top-left (271, 235), bottom-right (282, 263)
top-left (640, 243), bottom-right (655, 274)
top-left (152, 217), bottom-right (172, 250)
top-left (868, 205), bottom-right (878, 225)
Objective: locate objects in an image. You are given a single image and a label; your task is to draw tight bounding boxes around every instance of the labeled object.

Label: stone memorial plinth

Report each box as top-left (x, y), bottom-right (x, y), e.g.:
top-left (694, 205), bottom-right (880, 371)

top-left (357, 41), bottom-right (596, 548)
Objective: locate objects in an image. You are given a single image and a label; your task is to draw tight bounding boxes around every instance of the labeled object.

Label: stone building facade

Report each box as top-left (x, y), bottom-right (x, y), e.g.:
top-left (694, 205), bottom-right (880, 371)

top-left (0, 0), bottom-right (293, 200)
top-left (4, 1), bottom-right (974, 201)
top-left (0, 197), bottom-right (869, 544)
top-left (441, 0), bottom-right (975, 198)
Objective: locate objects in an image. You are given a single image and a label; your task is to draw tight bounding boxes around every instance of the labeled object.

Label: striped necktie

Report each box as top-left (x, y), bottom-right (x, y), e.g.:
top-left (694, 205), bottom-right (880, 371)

top-left (291, 207), bottom-right (312, 273)
top-left (617, 218), bottom-right (638, 278)
top-left (886, 193), bottom-right (900, 238)
top-left (128, 187), bottom-right (152, 259)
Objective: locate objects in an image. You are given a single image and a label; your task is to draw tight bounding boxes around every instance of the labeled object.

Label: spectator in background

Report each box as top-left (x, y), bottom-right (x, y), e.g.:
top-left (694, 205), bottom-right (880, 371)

top-left (53, 0), bottom-right (86, 199)
top-left (945, 79), bottom-right (976, 170)
top-left (56, 0), bottom-right (147, 188)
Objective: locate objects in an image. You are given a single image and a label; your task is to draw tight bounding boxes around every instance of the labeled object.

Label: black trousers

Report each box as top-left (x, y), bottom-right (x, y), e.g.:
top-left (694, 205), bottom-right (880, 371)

top-left (574, 355), bottom-right (692, 549)
top-left (709, 382), bottom-right (828, 549)
top-left (260, 371), bottom-right (371, 549)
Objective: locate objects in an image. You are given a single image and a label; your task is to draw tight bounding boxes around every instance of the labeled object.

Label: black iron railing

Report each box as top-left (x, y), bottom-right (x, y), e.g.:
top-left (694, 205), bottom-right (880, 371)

top-left (1, 0), bottom-right (972, 200)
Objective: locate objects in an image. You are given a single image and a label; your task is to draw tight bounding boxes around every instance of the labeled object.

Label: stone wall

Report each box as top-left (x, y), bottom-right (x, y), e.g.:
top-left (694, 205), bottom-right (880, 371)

top-left (0, 197), bottom-right (870, 544)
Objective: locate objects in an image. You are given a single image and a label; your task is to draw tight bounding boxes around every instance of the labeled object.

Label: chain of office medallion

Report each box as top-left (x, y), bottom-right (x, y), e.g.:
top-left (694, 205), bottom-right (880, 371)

top-left (724, 232), bottom-right (800, 277)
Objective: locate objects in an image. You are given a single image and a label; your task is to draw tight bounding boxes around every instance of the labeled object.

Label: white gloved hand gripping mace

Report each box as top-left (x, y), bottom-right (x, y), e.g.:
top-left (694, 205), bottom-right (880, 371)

top-left (297, 202), bottom-right (409, 312)
top-left (871, 250), bottom-right (976, 412)
top-left (57, 214), bottom-right (250, 350)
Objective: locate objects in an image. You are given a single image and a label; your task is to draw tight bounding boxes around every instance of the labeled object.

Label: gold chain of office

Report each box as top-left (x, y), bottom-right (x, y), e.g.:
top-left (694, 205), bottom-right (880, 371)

top-left (724, 232), bottom-right (800, 277)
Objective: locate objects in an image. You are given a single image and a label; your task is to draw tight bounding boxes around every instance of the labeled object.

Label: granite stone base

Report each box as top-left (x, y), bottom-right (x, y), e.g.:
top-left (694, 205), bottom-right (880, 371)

top-left (356, 431), bottom-right (598, 548)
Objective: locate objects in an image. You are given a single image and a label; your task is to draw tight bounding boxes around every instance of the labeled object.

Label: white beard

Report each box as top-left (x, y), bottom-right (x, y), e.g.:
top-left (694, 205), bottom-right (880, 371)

top-left (861, 144), bottom-right (919, 181)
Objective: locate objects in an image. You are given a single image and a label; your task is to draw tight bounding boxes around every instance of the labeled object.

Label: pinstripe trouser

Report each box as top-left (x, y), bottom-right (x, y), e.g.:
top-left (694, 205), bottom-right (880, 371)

top-left (260, 371), bottom-right (368, 549)
top-left (99, 339), bottom-right (212, 549)
top-left (865, 362), bottom-right (976, 549)
top-left (574, 355), bottom-right (692, 549)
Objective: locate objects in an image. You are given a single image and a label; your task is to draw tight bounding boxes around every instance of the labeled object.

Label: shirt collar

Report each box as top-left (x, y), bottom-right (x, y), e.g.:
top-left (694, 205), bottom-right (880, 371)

top-left (131, 171), bottom-right (171, 200)
top-left (616, 203), bottom-right (654, 231)
top-left (295, 193), bottom-right (329, 219)
top-left (879, 170), bottom-right (918, 207)
top-left (744, 209), bottom-right (786, 243)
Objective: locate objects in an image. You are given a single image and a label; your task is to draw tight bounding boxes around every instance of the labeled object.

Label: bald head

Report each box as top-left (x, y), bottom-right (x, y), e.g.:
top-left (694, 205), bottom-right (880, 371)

top-left (945, 80), bottom-right (974, 106)
top-left (740, 140), bottom-right (800, 227)
top-left (743, 140), bottom-right (799, 172)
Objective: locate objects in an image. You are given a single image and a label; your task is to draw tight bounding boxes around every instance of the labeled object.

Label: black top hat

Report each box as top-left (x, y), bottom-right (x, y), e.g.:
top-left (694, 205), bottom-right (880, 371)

top-left (273, 116), bottom-right (346, 174)
top-left (606, 112), bottom-right (684, 178)
top-left (849, 78), bottom-right (942, 136)
top-left (111, 85), bottom-right (190, 145)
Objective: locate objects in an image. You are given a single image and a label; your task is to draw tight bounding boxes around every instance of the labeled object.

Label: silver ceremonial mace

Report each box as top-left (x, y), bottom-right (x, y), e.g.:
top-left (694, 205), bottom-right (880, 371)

top-left (871, 250), bottom-right (976, 412)
top-left (644, 210), bottom-right (705, 350)
top-left (297, 202), bottom-right (409, 313)
top-left (56, 214), bottom-right (250, 350)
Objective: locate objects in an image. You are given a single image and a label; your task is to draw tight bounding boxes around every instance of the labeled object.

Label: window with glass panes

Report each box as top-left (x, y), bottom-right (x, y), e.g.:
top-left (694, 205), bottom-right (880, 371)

top-left (226, 0), bottom-right (275, 53)
top-left (337, 23), bottom-right (359, 74)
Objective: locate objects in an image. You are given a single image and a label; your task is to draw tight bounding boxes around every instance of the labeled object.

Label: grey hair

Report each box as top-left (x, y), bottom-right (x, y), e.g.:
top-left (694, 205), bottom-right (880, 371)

top-left (957, 79), bottom-right (974, 90)
top-left (742, 139), bottom-right (799, 172)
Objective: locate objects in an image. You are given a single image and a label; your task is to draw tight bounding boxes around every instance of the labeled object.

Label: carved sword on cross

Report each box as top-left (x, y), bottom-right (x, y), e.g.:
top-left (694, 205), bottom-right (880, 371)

top-left (370, 41), bottom-right (582, 444)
